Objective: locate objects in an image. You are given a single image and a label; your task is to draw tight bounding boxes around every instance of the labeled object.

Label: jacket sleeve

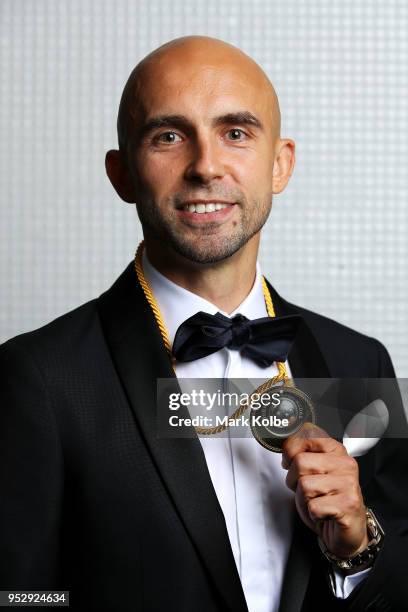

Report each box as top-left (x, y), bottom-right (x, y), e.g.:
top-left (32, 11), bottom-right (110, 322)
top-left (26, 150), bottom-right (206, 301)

top-left (331, 340), bottom-right (408, 610)
top-left (0, 340), bottom-right (64, 589)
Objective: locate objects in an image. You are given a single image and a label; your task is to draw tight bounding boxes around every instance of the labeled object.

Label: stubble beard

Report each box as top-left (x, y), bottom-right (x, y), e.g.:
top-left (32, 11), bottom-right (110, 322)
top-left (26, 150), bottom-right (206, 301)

top-left (136, 196), bottom-right (272, 264)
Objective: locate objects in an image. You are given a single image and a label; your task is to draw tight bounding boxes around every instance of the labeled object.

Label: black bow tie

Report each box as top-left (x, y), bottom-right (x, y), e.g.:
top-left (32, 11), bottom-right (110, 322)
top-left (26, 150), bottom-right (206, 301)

top-left (172, 311), bottom-right (301, 368)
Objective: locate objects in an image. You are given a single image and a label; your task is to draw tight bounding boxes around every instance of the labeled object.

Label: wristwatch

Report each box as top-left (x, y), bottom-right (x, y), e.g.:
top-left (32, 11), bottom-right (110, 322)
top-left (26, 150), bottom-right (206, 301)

top-left (318, 508), bottom-right (385, 574)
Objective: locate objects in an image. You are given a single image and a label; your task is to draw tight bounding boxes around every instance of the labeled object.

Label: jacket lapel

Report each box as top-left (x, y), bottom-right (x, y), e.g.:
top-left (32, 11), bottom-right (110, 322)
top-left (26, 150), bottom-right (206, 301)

top-left (265, 280), bottom-right (331, 379)
top-left (97, 262), bottom-right (248, 612)
top-left (266, 280), bottom-right (331, 612)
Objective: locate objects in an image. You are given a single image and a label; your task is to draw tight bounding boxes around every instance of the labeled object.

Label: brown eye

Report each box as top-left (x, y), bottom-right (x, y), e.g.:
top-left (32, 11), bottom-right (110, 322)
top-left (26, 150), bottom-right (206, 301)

top-left (157, 131), bottom-right (182, 144)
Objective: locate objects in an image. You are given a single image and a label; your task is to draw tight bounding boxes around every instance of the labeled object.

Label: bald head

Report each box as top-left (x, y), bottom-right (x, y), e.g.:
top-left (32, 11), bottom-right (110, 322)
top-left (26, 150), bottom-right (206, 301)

top-left (117, 36), bottom-right (281, 156)
top-left (106, 35), bottom-right (295, 271)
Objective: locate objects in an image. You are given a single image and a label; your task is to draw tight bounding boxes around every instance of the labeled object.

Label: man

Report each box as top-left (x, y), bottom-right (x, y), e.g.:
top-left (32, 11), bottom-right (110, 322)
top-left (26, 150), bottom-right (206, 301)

top-left (0, 36), bottom-right (407, 611)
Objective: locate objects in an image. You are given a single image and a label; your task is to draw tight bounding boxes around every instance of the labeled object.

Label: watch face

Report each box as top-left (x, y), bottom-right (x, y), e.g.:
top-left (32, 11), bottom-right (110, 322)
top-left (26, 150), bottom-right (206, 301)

top-left (366, 508), bottom-right (385, 540)
top-left (250, 384), bottom-right (315, 452)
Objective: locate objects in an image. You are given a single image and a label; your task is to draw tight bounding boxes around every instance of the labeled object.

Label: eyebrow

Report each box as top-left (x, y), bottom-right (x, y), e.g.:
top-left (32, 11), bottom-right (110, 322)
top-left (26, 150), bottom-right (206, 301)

top-left (138, 111), bottom-right (264, 137)
top-left (213, 112), bottom-right (263, 131)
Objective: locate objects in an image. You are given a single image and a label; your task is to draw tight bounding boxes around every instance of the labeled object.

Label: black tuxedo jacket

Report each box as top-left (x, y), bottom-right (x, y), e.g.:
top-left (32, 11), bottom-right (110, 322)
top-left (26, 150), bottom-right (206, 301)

top-left (1, 262), bottom-right (407, 611)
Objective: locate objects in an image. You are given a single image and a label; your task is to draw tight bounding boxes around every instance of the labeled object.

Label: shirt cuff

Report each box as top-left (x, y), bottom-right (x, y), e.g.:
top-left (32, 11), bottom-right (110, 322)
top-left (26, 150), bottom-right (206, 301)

top-left (330, 566), bottom-right (372, 598)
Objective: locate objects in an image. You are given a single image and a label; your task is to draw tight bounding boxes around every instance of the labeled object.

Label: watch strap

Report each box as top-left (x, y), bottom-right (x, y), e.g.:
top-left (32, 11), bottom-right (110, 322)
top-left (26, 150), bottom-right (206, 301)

top-left (318, 508), bottom-right (385, 574)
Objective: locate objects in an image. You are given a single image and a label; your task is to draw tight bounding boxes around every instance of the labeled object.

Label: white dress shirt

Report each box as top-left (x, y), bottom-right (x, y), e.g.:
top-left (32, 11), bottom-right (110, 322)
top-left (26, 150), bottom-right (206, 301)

top-left (142, 251), bottom-right (367, 611)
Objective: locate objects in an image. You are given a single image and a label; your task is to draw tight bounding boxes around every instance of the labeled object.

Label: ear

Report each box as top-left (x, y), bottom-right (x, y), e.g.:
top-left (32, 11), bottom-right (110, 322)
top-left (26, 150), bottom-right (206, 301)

top-left (272, 139), bottom-right (296, 194)
top-left (105, 149), bottom-right (136, 203)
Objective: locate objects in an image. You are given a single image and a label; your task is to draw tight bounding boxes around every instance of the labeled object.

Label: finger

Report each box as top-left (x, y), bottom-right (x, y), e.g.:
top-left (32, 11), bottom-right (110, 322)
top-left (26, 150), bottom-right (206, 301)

top-left (305, 492), bottom-right (368, 557)
top-left (295, 473), bottom-right (358, 502)
top-left (306, 492), bottom-right (364, 525)
top-left (285, 452), bottom-right (358, 492)
top-left (282, 423), bottom-right (347, 469)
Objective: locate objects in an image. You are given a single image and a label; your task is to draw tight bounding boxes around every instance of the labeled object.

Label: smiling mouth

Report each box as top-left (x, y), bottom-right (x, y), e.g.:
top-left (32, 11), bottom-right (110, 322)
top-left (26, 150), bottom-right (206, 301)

top-left (179, 201), bottom-right (235, 214)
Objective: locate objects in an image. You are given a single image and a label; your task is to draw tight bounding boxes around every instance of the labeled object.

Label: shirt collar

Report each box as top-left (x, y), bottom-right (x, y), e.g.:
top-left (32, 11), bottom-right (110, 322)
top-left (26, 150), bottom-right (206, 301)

top-left (142, 250), bottom-right (268, 346)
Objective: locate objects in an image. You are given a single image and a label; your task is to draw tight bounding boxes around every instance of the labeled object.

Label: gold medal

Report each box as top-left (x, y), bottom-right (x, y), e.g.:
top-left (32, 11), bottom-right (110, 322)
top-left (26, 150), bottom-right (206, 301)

top-left (249, 380), bottom-right (315, 452)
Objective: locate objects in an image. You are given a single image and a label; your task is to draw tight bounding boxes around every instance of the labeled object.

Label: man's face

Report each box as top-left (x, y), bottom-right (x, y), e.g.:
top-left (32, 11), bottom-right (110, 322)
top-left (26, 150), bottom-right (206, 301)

top-left (125, 52), bottom-right (281, 264)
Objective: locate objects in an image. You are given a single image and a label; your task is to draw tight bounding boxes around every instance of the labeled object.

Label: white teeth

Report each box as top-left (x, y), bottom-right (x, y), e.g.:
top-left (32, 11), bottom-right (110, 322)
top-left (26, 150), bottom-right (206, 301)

top-left (182, 202), bottom-right (230, 213)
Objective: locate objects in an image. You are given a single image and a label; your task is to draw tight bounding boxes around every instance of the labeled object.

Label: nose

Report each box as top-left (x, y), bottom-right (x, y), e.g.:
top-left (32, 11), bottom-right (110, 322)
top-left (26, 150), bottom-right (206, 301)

top-left (184, 136), bottom-right (225, 184)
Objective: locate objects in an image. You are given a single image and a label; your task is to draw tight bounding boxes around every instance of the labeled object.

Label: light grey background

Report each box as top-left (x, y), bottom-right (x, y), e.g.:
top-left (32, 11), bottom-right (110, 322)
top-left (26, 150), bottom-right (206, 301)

top-left (1, 0), bottom-right (407, 375)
